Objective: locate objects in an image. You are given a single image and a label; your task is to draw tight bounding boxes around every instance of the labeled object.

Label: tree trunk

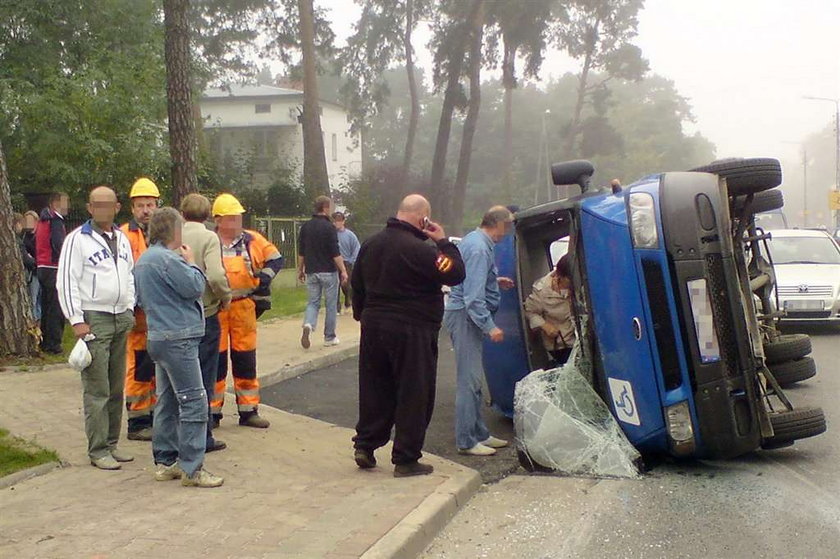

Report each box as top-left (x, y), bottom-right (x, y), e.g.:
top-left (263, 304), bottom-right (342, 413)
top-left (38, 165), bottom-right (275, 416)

top-left (429, 0), bottom-right (481, 226)
top-left (450, 1), bottom-right (485, 235)
top-left (564, 21), bottom-right (598, 159)
top-left (164, 0), bottom-right (198, 208)
top-left (0, 139), bottom-right (38, 357)
top-left (401, 0), bottom-right (419, 185)
top-left (299, 0), bottom-right (331, 199)
top-left (501, 39), bottom-right (517, 201)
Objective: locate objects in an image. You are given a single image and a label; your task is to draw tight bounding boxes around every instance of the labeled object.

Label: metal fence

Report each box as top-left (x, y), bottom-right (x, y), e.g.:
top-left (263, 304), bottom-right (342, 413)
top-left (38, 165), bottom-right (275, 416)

top-left (250, 216), bottom-right (308, 270)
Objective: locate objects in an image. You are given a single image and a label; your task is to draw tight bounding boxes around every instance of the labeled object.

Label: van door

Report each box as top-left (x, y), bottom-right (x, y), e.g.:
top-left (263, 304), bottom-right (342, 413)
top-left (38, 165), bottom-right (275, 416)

top-left (580, 208), bottom-right (667, 452)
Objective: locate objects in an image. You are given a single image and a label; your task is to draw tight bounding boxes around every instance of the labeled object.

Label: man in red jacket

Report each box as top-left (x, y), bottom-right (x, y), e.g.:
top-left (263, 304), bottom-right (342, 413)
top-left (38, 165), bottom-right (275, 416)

top-left (36, 191), bottom-right (69, 354)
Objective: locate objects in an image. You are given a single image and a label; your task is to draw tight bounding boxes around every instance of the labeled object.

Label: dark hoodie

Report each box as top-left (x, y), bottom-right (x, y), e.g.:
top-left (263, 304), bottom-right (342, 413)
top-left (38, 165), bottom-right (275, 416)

top-left (35, 207), bottom-right (66, 268)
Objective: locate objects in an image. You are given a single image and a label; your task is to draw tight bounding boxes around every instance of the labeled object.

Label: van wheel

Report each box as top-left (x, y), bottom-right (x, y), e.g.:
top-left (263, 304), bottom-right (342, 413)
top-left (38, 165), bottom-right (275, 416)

top-left (731, 188), bottom-right (784, 215)
top-left (690, 158), bottom-right (782, 195)
top-left (762, 407), bottom-right (826, 448)
top-left (768, 356), bottom-right (817, 386)
top-left (763, 333), bottom-right (812, 364)
top-left (517, 449), bottom-right (554, 473)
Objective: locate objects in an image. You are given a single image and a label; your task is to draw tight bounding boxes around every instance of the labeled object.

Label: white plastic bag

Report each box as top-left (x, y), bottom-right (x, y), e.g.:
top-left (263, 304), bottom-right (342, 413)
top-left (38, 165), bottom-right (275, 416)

top-left (68, 337), bottom-right (92, 372)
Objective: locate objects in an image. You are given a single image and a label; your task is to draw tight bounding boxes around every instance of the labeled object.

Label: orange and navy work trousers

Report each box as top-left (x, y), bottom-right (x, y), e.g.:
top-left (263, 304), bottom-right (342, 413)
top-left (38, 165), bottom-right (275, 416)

top-left (125, 328), bottom-right (156, 431)
top-left (213, 298), bottom-right (260, 417)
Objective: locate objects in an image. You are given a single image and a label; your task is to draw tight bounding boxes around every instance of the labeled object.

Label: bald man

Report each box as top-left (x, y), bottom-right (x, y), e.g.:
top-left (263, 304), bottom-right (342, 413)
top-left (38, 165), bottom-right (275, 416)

top-left (58, 186), bottom-right (137, 470)
top-left (351, 194), bottom-right (465, 477)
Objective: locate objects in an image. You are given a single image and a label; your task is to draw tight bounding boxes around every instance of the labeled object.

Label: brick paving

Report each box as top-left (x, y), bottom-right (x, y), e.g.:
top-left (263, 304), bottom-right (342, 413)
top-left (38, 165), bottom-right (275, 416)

top-left (0, 315), bottom-right (479, 559)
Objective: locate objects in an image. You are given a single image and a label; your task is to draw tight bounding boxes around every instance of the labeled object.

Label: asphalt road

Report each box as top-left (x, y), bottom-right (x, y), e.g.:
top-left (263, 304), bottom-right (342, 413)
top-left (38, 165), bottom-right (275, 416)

top-left (261, 334), bottom-right (520, 483)
top-left (421, 323), bottom-right (840, 558)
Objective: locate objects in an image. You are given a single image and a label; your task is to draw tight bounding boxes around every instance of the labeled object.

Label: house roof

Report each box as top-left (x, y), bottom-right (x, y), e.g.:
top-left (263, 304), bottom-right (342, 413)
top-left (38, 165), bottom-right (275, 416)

top-left (201, 84), bottom-right (346, 111)
top-left (203, 84), bottom-right (303, 99)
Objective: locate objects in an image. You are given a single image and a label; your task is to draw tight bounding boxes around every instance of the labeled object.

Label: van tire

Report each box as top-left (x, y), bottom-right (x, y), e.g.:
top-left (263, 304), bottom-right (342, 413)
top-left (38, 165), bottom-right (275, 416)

top-left (731, 188), bottom-right (784, 216)
top-left (763, 407), bottom-right (826, 448)
top-left (768, 356), bottom-right (817, 386)
top-left (690, 158), bottom-right (782, 195)
top-left (763, 333), bottom-right (812, 364)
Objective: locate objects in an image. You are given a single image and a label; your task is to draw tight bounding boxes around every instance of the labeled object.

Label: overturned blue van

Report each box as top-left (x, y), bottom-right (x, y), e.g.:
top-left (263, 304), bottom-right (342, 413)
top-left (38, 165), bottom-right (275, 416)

top-left (485, 159), bottom-right (826, 460)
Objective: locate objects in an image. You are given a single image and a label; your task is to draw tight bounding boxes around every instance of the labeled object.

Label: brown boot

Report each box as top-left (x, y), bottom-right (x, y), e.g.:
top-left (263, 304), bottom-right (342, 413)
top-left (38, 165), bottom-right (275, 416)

top-left (238, 412), bottom-right (270, 429)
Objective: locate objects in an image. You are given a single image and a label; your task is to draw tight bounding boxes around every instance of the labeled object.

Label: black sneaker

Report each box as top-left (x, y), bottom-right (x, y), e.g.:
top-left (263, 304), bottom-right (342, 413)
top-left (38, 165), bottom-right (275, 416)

top-left (206, 439), bottom-right (227, 453)
top-left (354, 449), bottom-right (376, 469)
top-left (393, 461), bottom-right (434, 478)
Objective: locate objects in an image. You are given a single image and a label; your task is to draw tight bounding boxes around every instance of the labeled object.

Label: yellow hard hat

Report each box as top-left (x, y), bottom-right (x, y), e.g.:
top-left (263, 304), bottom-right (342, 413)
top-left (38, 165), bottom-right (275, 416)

top-left (212, 193), bottom-right (246, 216)
top-left (129, 177), bottom-right (160, 199)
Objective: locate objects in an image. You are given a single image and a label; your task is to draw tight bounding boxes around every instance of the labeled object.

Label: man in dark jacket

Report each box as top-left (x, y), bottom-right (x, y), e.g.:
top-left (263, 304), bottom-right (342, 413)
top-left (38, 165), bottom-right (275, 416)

top-left (36, 192), bottom-right (69, 354)
top-left (351, 194), bottom-right (465, 477)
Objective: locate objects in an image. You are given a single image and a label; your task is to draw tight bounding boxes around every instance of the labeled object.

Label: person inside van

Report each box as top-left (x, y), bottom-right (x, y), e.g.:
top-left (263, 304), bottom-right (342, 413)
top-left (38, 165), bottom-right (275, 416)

top-left (524, 253), bottom-right (576, 367)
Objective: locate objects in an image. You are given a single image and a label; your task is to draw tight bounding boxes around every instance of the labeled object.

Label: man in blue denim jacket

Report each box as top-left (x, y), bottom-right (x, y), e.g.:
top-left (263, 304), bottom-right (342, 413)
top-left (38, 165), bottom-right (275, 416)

top-left (444, 206), bottom-right (516, 456)
top-left (134, 207), bottom-right (224, 488)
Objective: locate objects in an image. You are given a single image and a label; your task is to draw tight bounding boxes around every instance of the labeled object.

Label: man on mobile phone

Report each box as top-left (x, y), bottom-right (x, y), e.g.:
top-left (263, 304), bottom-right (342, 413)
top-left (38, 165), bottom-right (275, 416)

top-left (351, 194), bottom-right (465, 477)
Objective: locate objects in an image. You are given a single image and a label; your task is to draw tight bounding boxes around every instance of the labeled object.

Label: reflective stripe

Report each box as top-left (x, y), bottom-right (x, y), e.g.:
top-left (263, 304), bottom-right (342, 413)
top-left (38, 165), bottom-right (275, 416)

top-left (125, 392), bottom-right (155, 403)
top-left (251, 294), bottom-right (271, 302)
top-left (237, 404), bottom-right (258, 412)
top-left (231, 288), bottom-right (254, 299)
top-left (235, 389), bottom-right (260, 397)
top-left (127, 409), bottom-right (153, 419)
top-left (260, 267), bottom-right (276, 279)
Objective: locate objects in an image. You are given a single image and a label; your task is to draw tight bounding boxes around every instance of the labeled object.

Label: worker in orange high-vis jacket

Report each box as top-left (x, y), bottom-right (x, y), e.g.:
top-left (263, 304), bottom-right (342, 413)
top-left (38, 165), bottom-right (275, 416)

top-left (212, 193), bottom-right (283, 429)
top-left (122, 178), bottom-right (160, 441)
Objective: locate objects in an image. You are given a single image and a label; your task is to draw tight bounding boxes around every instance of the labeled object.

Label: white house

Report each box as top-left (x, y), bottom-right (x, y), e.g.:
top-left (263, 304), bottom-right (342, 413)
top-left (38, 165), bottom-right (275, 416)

top-left (200, 85), bottom-right (362, 191)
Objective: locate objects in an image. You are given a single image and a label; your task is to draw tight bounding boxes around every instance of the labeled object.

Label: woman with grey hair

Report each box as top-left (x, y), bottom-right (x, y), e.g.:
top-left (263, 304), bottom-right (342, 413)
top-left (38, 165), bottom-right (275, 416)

top-left (133, 207), bottom-right (224, 488)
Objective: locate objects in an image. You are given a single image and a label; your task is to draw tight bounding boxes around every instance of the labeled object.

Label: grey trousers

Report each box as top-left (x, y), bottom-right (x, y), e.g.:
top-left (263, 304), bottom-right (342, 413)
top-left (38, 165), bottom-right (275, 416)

top-left (80, 310), bottom-right (134, 460)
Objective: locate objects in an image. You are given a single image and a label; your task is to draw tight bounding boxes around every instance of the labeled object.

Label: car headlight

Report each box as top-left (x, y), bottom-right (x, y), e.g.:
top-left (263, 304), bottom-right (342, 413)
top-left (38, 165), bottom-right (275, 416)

top-left (665, 401), bottom-right (695, 454)
top-left (629, 192), bottom-right (659, 249)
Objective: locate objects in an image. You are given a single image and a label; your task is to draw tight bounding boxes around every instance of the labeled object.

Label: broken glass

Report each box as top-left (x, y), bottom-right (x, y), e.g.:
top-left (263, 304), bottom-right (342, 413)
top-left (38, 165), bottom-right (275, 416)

top-left (514, 350), bottom-right (642, 479)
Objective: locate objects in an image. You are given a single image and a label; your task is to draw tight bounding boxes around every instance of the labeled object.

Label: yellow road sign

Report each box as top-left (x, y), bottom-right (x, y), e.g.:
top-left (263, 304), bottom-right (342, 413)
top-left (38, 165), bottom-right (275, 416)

top-left (830, 191), bottom-right (840, 211)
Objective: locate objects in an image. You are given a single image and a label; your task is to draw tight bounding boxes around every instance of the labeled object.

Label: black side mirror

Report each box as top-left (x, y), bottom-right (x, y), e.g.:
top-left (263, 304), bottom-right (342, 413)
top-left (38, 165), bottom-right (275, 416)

top-left (551, 160), bottom-right (595, 193)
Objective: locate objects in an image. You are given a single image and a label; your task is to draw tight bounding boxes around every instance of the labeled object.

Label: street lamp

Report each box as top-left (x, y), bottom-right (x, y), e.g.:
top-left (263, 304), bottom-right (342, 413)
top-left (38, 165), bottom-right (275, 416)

top-left (803, 95), bottom-right (840, 227)
top-left (782, 141), bottom-right (808, 227)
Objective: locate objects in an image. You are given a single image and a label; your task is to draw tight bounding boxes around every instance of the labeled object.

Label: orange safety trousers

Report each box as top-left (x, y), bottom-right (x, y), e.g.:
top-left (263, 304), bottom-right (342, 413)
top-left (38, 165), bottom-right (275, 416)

top-left (212, 298), bottom-right (260, 415)
top-left (124, 310), bottom-right (156, 427)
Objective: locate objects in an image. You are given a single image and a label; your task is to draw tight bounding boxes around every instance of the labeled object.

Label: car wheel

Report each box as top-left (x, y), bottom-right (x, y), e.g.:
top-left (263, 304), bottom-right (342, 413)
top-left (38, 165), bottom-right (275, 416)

top-left (767, 356), bottom-right (817, 386)
top-left (762, 407), bottom-right (826, 448)
top-left (763, 333), bottom-right (812, 365)
top-left (690, 158), bottom-right (782, 195)
top-left (731, 188), bottom-right (784, 215)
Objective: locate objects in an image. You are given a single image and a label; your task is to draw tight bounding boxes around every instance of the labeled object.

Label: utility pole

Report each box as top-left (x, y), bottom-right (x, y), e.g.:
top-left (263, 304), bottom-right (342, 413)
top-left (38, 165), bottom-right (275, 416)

top-left (804, 96), bottom-right (840, 228)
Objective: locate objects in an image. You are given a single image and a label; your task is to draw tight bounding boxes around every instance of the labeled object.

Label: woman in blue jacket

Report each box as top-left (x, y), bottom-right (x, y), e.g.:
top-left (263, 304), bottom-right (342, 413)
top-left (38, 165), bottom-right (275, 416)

top-left (134, 207), bottom-right (223, 488)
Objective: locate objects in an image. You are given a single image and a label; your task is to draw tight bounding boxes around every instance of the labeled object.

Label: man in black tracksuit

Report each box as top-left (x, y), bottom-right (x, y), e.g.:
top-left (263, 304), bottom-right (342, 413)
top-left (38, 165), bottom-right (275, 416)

top-left (351, 194), bottom-right (465, 478)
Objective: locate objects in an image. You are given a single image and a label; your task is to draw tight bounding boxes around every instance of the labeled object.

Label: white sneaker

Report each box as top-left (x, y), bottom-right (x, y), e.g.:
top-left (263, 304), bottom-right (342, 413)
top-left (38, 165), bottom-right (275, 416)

top-left (480, 436), bottom-right (509, 449)
top-left (324, 337), bottom-right (340, 347)
top-left (301, 324), bottom-right (312, 349)
top-left (458, 443), bottom-right (497, 456)
top-left (154, 463), bottom-right (182, 481)
top-left (181, 468), bottom-right (224, 488)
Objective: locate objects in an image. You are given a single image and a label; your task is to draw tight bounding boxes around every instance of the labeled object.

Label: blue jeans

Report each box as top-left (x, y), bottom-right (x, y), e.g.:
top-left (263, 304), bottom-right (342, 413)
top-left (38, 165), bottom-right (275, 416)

top-left (148, 337), bottom-right (207, 477)
top-left (444, 309), bottom-right (490, 449)
top-left (304, 272), bottom-right (339, 341)
top-left (199, 314), bottom-right (221, 447)
top-left (28, 275), bottom-right (41, 321)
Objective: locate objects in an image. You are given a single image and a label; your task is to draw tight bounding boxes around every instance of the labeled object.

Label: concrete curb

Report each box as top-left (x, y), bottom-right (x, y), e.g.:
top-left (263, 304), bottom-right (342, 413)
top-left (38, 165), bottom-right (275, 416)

top-left (360, 468), bottom-right (483, 559)
top-left (256, 343), bottom-right (360, 389)
top-left (0, 461), bottom-right (61, 489)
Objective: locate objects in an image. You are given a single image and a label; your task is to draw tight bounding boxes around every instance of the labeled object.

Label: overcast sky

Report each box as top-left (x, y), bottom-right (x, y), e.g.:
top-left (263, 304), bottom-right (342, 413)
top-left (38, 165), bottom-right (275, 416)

top-left (318, 0), bottom-right (840, 163)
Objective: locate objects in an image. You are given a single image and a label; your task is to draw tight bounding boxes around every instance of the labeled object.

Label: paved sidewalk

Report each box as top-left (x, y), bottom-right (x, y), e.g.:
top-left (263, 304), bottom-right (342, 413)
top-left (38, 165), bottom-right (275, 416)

top-left (256, 311), bottom-right (361, 387)
top-left (0, 332), bottom-right (480, 558)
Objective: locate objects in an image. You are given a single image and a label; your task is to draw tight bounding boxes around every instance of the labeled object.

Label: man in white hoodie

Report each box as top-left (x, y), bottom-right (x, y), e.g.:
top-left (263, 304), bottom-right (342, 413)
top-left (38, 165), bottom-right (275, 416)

top-left (58, 186), bottom-right (136, 470)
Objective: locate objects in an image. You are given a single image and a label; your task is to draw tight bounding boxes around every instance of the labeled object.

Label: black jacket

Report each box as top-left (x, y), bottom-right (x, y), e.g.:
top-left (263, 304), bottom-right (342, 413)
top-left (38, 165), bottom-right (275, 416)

top-left (351, 218), bottom-right (465, 329)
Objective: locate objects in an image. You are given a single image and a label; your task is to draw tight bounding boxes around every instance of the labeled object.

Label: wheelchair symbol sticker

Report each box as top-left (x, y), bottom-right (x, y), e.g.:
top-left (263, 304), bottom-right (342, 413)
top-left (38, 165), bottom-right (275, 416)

top-left (608, 378), bottom-right (641, 426)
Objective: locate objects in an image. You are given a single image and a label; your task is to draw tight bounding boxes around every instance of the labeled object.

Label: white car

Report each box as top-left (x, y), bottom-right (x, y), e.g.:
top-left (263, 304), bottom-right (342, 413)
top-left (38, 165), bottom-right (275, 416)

top-left (767, 229), bottom-right (840, 323)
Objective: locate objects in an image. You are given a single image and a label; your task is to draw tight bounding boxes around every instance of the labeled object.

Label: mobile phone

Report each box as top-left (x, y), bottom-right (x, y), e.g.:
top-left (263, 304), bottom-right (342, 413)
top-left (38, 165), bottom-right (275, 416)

top-left (422, 216), bottom-right (430, 230)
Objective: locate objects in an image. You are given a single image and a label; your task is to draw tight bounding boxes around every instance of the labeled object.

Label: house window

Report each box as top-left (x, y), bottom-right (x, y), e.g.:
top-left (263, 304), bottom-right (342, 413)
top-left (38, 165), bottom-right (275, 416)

top-left (331, 133), bottom-right (338, 161)
top-left (255, 103), bottom-right (271, 114)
